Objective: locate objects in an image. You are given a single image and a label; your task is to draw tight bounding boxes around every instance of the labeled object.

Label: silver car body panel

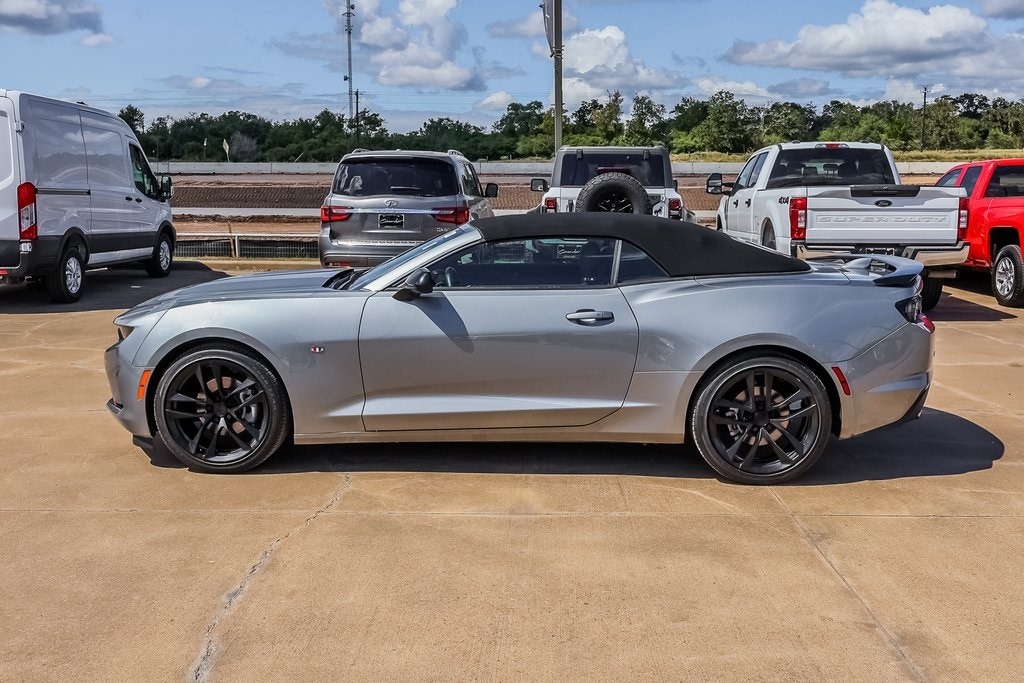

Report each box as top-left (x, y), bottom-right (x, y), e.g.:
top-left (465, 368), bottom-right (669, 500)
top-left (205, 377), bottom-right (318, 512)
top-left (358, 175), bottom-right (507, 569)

top-left (106, 215), bottom-right (932, 455)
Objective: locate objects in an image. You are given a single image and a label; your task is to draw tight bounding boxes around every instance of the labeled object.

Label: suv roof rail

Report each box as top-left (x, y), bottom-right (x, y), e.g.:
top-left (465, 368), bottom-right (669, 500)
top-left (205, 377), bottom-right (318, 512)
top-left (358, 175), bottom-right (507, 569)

top-left (447, 149), bottom-right (466, 158)
top-left (351, 147), bottom-right (370, 153)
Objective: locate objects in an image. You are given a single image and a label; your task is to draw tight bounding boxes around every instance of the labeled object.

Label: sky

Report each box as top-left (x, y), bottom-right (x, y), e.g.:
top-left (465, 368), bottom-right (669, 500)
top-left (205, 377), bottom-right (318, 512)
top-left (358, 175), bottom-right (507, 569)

top-left (3, 0), bottom-right (1024, 132)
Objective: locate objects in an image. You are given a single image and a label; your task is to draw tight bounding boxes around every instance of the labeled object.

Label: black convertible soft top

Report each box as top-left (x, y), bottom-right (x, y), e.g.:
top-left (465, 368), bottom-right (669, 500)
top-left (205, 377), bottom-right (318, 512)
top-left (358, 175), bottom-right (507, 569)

top-left (472, 213), bottom-right (810, 277)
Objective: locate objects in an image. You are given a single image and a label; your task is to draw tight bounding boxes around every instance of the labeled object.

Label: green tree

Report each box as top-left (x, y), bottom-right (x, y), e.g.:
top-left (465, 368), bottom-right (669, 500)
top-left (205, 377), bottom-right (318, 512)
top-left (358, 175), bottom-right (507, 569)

top-left (592, 91), bottom-right (624, 143)
top-left (693, 91), bottom-right (753, 152)
top-left (670, 97), bottom-right (709, 133)
top-left (623, 94), bottom-right (668, 145)
top-left (118, 105), bottom-right (145, 135)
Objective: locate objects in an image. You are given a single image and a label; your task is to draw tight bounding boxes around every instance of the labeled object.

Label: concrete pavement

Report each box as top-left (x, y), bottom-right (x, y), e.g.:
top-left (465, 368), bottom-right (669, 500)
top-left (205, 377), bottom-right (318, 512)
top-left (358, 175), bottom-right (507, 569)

top-left (0, 267), bottom-right (1022, 681)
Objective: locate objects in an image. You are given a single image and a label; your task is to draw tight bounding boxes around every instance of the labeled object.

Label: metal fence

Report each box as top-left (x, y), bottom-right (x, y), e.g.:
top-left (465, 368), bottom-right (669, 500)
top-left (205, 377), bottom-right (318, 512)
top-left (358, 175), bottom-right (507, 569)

top-left (176, 233), bottom-right (319, 260)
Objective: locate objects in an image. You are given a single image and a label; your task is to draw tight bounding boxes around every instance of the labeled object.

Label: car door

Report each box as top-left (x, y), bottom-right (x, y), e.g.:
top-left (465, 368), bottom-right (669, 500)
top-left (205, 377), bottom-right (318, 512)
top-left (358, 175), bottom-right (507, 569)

top-left (724, 152), bottom-right (767, 243)
top-left (358, 235), bottom-right (640, 431)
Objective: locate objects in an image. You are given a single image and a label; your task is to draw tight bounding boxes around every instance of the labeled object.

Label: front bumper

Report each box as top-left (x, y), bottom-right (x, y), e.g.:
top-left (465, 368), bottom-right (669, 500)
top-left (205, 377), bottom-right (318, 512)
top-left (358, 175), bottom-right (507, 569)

top-left (104, 340), bottom-right (155, 438)
top-left (793, 241), bottom-right (969, 268)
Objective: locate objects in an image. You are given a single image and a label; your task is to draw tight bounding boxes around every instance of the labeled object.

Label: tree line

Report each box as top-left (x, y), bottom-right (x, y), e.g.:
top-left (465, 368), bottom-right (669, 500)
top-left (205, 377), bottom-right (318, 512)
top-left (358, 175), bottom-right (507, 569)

top-left (117, 90), bottom-right (1024, 163)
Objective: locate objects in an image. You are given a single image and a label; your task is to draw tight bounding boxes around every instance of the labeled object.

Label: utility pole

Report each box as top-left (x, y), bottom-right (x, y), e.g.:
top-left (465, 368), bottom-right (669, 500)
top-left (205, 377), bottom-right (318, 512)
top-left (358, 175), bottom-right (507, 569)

top-left (344, 2), bottom-right (355, 120)
top-left (921, 85), bottom-right (929, 150)
top-left (355, 89), bottom-right (360, 147)
top-left (542, 0), bottom-right (563, 150)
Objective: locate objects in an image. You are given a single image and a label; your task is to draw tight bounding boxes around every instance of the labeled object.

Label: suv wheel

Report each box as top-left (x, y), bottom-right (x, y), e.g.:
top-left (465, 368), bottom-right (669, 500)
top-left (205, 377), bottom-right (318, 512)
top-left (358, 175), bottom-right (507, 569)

top-left (574, 173), bottom-right (651, 214)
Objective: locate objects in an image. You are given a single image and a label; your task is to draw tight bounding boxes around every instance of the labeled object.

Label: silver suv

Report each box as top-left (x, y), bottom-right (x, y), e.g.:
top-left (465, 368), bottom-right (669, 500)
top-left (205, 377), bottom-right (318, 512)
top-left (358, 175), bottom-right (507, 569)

top-left (319, 149), bottom-right (499, 267)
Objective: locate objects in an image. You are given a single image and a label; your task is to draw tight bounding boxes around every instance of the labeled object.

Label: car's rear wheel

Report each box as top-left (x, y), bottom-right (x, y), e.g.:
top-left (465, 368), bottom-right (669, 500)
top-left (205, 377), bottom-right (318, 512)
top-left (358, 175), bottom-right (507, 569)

top-left (992, 244), bottom-right (1024, 307)
top-left (154, 346), bottom-right (291, 472)
top-left (690, 353), bottom-right (832, 485)
top-left (921, 275), bottom-right (943, 311)
top-left (761, 223), bottom-right (777, 250)
top-left (574, 172), bottom-right (651, 214)
top-left (45, 245), bottom-right (85, 303)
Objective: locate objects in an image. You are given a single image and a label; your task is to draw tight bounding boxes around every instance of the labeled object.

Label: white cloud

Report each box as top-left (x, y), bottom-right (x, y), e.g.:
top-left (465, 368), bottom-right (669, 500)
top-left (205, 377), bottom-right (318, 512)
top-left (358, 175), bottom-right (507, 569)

top-left (696, 77), bottom-right (772, 101)
top-left (79, 31), bottom-right (110, 47)
top-left (563, 26), bottom-right (682, 92)
top-left (0, 0), bottom-right (104, 34)
top-left (378, 63), bottom-right (476, 90)
top-left (978, 0), bottom-right (1024, 19)
top-left (476, 91), bottom-right (515, 111)
top-left (726, 0), bottom-right (988, 78)
top-left (487, 8), bottom-right (580, 39)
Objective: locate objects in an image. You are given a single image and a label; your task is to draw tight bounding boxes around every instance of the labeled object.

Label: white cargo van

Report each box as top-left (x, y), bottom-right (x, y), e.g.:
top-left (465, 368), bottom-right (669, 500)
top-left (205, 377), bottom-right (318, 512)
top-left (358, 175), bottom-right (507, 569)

top-left (0, 90), bottom-right (175, 302)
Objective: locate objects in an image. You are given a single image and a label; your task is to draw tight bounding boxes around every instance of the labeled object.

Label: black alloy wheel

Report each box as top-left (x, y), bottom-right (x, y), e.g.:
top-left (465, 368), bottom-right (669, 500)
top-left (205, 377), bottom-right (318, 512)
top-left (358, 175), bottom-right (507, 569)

top-left (691, 353), bottom-right (832, 484)
top-left (154, 346), bottom-right (290, 472)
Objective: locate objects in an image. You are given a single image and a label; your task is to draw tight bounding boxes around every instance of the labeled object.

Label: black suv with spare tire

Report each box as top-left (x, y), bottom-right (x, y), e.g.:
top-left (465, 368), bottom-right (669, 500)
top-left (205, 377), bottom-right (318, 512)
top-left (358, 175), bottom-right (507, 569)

top-left (530, 145), bottom-right (694, 221)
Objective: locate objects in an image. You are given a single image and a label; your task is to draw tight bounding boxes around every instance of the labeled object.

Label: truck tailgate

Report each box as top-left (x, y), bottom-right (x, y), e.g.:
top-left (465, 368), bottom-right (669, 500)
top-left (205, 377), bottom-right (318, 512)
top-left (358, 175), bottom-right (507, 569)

top-left (805, 185), bottom-right (961, 245)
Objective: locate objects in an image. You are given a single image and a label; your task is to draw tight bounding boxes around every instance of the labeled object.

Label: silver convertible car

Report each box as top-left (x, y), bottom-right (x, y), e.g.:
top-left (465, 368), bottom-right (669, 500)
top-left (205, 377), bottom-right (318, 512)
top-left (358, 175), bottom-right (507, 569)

top-left (105, 213), bottom-right (934, 485)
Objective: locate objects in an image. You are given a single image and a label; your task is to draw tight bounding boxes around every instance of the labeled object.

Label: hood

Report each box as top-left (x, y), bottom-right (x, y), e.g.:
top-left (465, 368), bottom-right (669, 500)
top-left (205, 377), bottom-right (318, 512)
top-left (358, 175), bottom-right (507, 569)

top-left (136, 268), bottom-right (341, 312)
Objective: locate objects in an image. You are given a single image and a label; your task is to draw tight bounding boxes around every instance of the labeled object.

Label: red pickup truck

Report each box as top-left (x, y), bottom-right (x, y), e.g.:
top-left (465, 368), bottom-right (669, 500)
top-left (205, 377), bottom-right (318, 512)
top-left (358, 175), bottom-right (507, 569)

top-left (938, 159), bottom-right (1024, 307)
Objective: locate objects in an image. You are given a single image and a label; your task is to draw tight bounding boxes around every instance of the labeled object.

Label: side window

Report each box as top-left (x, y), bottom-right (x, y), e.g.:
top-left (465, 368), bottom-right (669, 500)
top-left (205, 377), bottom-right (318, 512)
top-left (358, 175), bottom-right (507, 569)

top-left (961, 166), bottom-right (982, 197)
top-left (430, 236), bottom-right (616, 288)
top-left (129, 145), bottom-right (158, 199)
top-left (734, 155), bottom-right (760, 190)
top-left (747, 152), bottom-right (769, 187)
top-left (936, 169), bottom-right (962, 187)
top-left (616, 242), bottom-right (669, 283)
top-left (459, 163), bottom-right (482, 196)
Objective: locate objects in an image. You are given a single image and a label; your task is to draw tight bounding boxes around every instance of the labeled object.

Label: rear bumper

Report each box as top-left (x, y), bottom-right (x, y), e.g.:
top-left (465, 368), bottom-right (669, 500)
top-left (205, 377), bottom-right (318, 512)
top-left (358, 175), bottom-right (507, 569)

top-left (834, 323), bottom-right (934, 439)
top-left (793, 241), bottom-right (969, 268)
top-left (318, 229), bottom-right (421, 268)
top-left (0, 240), bottom-right (36, 283)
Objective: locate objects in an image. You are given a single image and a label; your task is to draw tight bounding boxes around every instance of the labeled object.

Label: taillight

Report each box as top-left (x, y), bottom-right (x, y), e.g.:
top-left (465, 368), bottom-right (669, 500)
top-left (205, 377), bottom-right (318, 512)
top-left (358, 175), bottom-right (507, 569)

top-left (321, 205), bottom-right (352, 222)
top-left (668, 198), bottom-right (682, 219)
top-left (433, 206), bottom-right (470, 224)
top-left (896, 294), bottom-right (934, 333)
top-left (789, 196), bottom-right (807, 240)
top-left (17, 182), bottom-right (37, 241)
top-left (958, 196), bottom-right (969, 242)
top-left (544, 198), bottom-right (557, 212)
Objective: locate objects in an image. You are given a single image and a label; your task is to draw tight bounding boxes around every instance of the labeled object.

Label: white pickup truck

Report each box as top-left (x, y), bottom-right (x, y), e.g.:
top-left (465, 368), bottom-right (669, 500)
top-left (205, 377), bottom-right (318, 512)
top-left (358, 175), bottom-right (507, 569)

top-left (706, 142), bottom-right (968, 309)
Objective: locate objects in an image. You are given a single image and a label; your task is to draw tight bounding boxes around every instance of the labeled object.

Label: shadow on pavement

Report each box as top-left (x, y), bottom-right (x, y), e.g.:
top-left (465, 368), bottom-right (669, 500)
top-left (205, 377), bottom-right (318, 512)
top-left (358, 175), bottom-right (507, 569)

top-left (144, 408), bottom-right (1001, 486)
top-left (0, 262), bottom-right (229, 314)
top-left (934, 272), bottom-right (1020, 322)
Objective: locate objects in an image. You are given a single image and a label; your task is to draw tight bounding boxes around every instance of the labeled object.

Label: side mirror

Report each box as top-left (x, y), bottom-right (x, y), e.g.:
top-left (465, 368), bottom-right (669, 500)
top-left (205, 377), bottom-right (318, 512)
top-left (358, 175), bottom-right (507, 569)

top-left (530, 178), bottom-right (549, 192)
top-left (706, 173), bottom-right (723, 195)
top-left (485, 182), bottom-right (499, 198)
top-left (160, 175), bottom-right (173, 200)
top-left (393, 267), bottom-right (435, 301)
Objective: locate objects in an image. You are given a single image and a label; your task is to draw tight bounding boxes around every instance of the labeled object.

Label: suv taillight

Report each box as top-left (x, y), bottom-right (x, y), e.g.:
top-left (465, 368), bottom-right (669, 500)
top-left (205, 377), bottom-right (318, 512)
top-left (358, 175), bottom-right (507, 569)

top-left (544, 198), bottom-right (557, 212)
top-left (789, 196), bottom-right (807, 240)
top-left (433, 206), bottom-right (470, 224)
top-left (958, 196), bottom-right (969, 242)
top-left (17, 182), bottom-right (37, 240)
top-left (668, 198), bottom-right (683, 219)
top-left (321, 206), bottom-right (352, 223)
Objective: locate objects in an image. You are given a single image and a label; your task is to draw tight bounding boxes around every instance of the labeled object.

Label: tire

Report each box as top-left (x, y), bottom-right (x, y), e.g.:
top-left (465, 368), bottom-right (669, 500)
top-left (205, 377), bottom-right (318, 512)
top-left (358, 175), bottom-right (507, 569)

top-left (689, 352), bottom-right (832, 485)
top-left (921, 276), bottom-right (943, 311)
top-left (153, 345), bottom-right (291, 473)
top-left (574, 172), bottom-right (651, 214)
top-left (992, 244), bottom-right (1024, 307)
top-left (145, 232), bottom-right (173, 278)
top-left (761, 223), bottom-right (777, 251)
top-left (716, 217), bottom-right (724, 232)
top-left (45, 245), bottom-right (85, 303)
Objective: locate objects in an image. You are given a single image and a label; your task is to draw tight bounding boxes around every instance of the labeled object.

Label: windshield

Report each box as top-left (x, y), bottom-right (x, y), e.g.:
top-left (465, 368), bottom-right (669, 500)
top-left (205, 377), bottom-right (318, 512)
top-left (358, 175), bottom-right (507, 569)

top-left (347, 225), bottom-right (479, 290)
top-left (764, 146), bottom-right (896, 189)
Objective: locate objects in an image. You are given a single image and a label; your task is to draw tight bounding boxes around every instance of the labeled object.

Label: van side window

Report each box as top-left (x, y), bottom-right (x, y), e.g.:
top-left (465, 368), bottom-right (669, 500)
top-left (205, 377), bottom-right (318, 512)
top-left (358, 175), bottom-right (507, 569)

top-left (129, 144), bottom-right (159, 199)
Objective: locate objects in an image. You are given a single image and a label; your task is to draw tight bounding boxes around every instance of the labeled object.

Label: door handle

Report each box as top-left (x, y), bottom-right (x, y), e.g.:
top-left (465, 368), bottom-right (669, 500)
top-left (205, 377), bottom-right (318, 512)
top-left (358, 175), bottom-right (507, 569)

top-left (732, 200), bottom-right (738, 207)
top-left (744, 198), bottom-right (751, 207)
top-left (566, 309), bottom-right (614, 324)
top-left (125, 196), bottom-right (134, 201)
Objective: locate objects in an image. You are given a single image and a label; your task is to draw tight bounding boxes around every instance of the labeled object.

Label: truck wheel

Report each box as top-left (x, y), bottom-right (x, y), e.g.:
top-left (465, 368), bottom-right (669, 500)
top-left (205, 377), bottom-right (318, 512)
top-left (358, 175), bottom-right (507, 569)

top-left (574, 172), bottom-right (651, 214)
top-left (761, 223), bottom-right (777, 250)
top-left (921, 276), bottom-right (943, 311)
top-left (992, 244), bottom-right (1024, 307)
top-left (45, 245), bottom-right (85, 303)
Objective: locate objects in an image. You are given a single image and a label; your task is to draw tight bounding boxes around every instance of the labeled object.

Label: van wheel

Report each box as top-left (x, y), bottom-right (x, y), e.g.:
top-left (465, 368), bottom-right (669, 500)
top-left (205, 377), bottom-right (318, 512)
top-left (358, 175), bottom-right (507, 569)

top-left (45, 246), bottom-right (85, 303)
top-left (146, 232), bottom-right (174, 278)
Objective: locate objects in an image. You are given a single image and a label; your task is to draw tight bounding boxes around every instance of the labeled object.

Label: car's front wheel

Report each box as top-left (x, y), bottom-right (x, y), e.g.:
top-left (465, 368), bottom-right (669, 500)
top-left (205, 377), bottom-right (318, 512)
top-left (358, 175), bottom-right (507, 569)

top-left (154, 345), bottom-right (291, 472)
top-left (690, 353), bottom-right (832, 485)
